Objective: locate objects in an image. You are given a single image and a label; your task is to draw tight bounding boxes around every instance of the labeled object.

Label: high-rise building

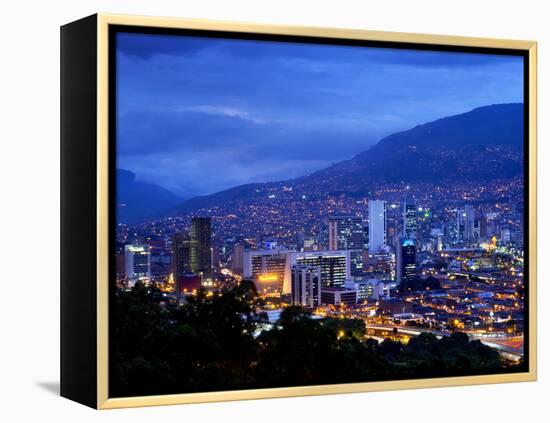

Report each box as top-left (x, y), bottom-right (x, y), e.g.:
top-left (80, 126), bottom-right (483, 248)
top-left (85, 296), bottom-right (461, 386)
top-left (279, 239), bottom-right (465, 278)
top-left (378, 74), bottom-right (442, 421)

top-left (328, 215), bottom-right (364, 275)
top-left (396, 238), bottom-right (416, 287)
top-left (369, 200), bottom-right (387, 252)
top-left (191, 217), bottom-right (213, 274)
top-left (403, 199), bottom-right (417, 239)
top-left (172, 233), bottom-right (196, 289)
top-left (453, 206), bottom-right (476, 245)
top-left (124, 244), bottom-right (151, 283)
top-left (291, 265), bottom-right (321, 308)
top-left (231, 243), bottom-right (245, 275)
top-left (293, 251), bottom-right (350, 289)
top-left (463, 205), bottom-right (476, 245)
top-left (243, 250), bottom-right (290, 294)
top-left (328, 215), bottom-right (364, 250)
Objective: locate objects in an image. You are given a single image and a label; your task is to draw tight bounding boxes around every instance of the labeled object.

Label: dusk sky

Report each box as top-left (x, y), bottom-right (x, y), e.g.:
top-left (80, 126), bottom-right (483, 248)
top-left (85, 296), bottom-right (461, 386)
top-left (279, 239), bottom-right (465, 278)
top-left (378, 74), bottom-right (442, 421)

top-left (116, 32), bottom-right (523, 199)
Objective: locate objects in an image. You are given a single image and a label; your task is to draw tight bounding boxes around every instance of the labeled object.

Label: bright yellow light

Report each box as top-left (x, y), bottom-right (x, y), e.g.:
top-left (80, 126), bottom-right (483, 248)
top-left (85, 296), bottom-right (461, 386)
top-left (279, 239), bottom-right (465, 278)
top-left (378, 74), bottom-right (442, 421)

top-left (258, 274), bottom-right (279, 282)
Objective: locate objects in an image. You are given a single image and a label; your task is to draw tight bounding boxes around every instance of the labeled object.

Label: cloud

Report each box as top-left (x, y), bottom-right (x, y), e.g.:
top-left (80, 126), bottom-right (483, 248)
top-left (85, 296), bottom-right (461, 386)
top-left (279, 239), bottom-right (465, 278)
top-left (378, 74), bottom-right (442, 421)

top-left (115, 31), bottom-right (524, 197)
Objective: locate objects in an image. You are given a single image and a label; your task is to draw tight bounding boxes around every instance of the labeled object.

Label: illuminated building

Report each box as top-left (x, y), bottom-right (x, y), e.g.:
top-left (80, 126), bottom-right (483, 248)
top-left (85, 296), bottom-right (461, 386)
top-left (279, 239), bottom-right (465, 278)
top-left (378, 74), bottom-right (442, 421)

top-left (463, 205), bottom-right (476, 245)
top-left (191, 217), bottom-right (213, 275)
top-left (452, 205), bottom-right (476, 245)
top-left (396, 238), bottom-right (416, 287)
top-left (437, 234), bottom-right (444, 252)
top-left (369, 200), bottom-right (387, 252)
top-left (291, 265), bottom-right (321, 308)
top-left (291, 250), bottom-right (350, 289)
top-left (364, 250), bottom-right (396, 280)
top-left (243, 249), bottom-right (352, 294)
top-left (243, 250), bottom-right (290, 294)
top-left (328, 215), bottom-right (364, 275)
top-left (320, 287), bottom-right (357, 306)
top-left (124, 244), bottom-right (151, 283)
top-left (403, 199), bottom-right (417, 239)
top-left (344, 278), bottom-right (390, 301)
top-left (328, 215), bottom-right (364, 250)
top-left (362, 225), bottom-right (369, 250)
top-left (172, 217), bottom-right (213, 283)
top-left (172, 233), bottom-right (195, 280)
top-left (303, 237), bottom-right (317, 251)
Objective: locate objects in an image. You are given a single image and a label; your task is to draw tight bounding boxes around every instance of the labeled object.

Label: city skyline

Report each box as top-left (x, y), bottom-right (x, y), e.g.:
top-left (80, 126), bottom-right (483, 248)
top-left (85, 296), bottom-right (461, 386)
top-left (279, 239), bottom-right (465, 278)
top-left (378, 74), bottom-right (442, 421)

top-left (112, 31), bottom-right (527, 398)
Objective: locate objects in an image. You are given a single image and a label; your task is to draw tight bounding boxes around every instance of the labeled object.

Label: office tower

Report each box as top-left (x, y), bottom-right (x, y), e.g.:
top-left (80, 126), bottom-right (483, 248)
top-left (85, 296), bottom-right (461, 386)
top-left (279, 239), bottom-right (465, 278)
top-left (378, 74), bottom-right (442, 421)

top-left (191, 217), bottom-right (213, 274)
top-left (403, 199), bottom-right (417, 239)
top-left (328, 215), bottom-right (364, 250)
top-left (369, 200), bottom-right (387, 253)
top-left (463, 205), bottom-right (476, 244)
top-left (293, 251), bottom-right (350, 289)
top-left (231, 243), bottom-right (245, 275)
top-left (396, 238), bottom-right (416, 287)
top-left (243, 250), bottom-right (290, 294)
top-left (328, 215), bottom-right (364, 275)
top-left (291, 265), bottom-right (321, 308)
top-left (172, 232), bottom-right (196, 293)
top-left (124, 244), bottom-right (151, 283)
top-left (453, 206), bottom-right (476, 245)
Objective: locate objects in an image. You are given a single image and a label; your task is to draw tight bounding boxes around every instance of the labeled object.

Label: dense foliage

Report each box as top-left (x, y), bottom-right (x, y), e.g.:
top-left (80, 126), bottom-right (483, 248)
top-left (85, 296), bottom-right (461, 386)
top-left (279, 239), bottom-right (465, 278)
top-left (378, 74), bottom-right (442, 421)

top-left (111, 282), bottom-right (519, 397)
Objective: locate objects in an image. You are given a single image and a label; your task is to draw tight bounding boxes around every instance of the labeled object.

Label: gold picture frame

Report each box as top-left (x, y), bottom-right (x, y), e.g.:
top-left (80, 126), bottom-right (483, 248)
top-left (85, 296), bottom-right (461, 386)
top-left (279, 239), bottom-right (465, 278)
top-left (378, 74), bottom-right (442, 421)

top-left (61, 13), bottom-right (537, 409)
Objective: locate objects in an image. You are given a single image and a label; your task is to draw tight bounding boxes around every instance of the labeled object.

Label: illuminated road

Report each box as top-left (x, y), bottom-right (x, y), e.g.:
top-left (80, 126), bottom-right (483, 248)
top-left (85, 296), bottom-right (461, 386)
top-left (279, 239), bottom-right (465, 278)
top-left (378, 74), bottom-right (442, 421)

top-left (365, 323), bottom-right (523, 362)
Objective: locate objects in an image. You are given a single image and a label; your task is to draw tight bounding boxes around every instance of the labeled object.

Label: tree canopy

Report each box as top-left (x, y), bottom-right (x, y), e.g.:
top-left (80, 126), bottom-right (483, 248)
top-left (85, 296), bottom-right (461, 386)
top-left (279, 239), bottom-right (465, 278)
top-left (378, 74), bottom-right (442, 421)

top-left (111, 282), bottom-right (522, 397)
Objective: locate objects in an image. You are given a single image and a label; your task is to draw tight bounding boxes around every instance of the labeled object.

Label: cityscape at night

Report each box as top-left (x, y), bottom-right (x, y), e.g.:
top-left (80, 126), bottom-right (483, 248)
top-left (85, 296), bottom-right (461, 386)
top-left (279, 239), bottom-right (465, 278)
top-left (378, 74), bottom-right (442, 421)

top-left (111, 32), bottom-right (526, 397)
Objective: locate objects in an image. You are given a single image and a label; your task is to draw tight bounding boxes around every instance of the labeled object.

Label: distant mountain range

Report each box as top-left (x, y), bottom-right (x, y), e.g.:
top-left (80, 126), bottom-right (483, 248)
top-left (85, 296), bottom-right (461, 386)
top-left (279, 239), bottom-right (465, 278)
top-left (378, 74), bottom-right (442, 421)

top-left (166, 103), bottom-right (523, 216)
top-left (116, 169), bottom-right (182, 224)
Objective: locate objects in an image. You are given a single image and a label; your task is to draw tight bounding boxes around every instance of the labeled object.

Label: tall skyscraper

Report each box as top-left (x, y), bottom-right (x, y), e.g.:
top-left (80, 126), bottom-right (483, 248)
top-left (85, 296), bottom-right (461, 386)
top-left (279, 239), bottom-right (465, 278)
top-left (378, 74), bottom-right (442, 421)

top-left (172, 216), bottom-right (213, 292)
top-left (369, 200), bottom-right (387, 253)
top-left (463, 205), bottom-right (476, 245)
top-left (172, 233), bottom-right (195, 284)
top-left (403, 199), bottom-right (417, 239)
top-left (191, 217), bottom-right (213, 274)
top-left (396, 238), bottom-right (416, 287)
top-left (453, 206), bottom-right (476, 245)
top-left (124, 244), bottom-right (151, 283)
top-left (328, 215), bottom-right (364, 275)
top-left (291, 264), bottom-right (321, 308)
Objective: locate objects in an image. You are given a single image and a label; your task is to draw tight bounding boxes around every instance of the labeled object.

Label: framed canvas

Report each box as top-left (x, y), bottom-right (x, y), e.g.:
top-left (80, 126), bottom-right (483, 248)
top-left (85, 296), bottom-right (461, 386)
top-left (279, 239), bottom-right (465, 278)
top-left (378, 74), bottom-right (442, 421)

top-left (60, 13), bottom-right (537, 409)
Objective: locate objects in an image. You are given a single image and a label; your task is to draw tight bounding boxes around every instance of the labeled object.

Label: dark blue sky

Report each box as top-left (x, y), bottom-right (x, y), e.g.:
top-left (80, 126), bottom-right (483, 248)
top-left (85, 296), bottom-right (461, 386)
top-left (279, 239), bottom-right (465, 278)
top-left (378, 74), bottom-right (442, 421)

top-left (116, 32), bottom-right (523, 198)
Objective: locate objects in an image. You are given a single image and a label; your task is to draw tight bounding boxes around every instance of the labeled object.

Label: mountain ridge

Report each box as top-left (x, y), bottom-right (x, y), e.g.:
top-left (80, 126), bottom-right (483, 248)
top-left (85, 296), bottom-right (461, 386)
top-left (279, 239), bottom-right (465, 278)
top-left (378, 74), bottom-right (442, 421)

top-left (117, 169), bottom-right (182, 224)
top-left (166, 103), bottom-right (524, 216)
